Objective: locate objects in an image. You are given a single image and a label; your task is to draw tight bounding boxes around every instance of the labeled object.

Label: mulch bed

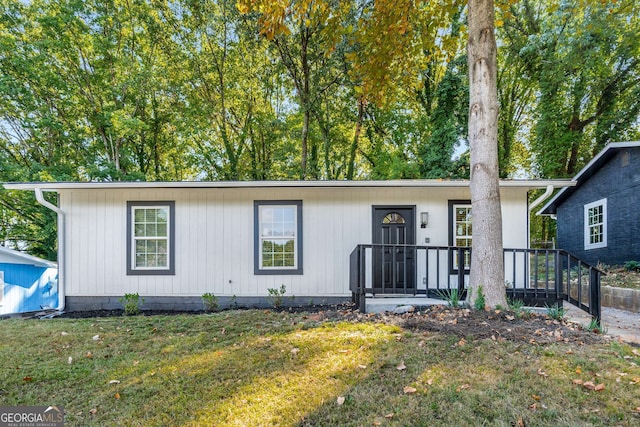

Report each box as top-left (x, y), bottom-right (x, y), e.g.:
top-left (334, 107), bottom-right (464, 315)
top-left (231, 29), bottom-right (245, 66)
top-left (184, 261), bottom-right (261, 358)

top-left (45, 303), bottom-right (609, 346)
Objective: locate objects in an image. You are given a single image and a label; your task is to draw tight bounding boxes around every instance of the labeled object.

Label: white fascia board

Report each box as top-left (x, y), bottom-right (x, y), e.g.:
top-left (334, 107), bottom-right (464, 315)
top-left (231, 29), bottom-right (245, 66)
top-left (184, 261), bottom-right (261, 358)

top-left (3, 179), bottom-right (576, 192)
top-left (0, 246), bottom-right (57, 268)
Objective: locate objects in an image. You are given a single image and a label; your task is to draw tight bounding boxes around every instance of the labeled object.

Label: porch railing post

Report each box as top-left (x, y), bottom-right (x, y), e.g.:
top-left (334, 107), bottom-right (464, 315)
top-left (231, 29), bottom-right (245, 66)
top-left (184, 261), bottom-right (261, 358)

top-left (457, 247), bottom-right (465, 295)
top-left (590, 267), bottom-right (602, 325)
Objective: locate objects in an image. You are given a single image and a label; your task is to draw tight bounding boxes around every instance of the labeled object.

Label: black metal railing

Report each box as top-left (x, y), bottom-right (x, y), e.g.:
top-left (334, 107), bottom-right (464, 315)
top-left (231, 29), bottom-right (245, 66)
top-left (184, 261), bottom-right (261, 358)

top-left (349, 244), bottom-right (603, 323)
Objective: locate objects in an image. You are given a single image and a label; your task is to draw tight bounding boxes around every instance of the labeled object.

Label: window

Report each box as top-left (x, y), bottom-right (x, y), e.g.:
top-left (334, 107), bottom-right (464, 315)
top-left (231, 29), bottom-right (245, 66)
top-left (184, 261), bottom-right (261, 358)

top-left (254, 200), bottom-right (303, 275)
top-left (449, 201), bottom-right (472, 271)
top-left (0, 271), bottom-right (4, 307)
top-left (127, 201), bottom-right (175, 275)
top-left (584, 199), bottom-right (607, 250)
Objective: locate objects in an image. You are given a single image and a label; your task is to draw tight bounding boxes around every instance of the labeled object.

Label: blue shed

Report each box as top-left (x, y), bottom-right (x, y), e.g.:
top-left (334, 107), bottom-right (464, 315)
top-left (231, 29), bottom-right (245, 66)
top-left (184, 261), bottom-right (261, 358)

top-left (540, 141), bottom-right (640, 266)
top-left (0, 246), bottom-right (58, 315)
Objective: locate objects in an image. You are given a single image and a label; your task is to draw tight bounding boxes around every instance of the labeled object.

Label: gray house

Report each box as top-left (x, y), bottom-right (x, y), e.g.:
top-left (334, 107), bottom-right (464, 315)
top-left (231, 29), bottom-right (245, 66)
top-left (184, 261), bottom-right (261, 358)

top-left (540, 141), bottom-right (640, 266)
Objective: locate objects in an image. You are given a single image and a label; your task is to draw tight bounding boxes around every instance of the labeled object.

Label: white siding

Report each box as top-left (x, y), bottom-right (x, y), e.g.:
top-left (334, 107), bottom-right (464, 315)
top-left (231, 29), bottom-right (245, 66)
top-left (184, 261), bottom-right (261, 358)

top-left (60, 186), bottom-right (530, 298)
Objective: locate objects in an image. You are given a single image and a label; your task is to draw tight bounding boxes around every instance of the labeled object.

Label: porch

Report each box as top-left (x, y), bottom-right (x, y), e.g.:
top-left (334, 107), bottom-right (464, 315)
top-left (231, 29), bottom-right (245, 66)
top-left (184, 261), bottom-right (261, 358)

top-left (349, 245), bottom-right (603, 323)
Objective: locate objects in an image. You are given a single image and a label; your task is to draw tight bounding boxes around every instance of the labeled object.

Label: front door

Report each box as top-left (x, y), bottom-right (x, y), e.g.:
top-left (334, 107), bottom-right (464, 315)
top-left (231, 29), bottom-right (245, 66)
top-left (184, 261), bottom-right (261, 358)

top-left (372, 206), bottom-right (416, 293)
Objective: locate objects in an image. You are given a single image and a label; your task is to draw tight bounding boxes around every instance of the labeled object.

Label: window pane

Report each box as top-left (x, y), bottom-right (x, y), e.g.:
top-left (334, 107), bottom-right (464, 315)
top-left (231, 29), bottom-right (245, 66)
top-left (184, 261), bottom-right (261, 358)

top-left (146, 209), bottom-right (157, 222)
top-left (157, 209), bottom-right (168, 223)
top-left (136, 254), bottom-right (146, 267)
top-left (134, 209), bottom-right (145, 222)
top-left (157, 223), bottom-right (167, 237)
top-left (134, 224), bottom-right (145, 236)
top-left (157, 240), bottom-right (167, 254)
top-left (146, 224), bottom-right (157, 236)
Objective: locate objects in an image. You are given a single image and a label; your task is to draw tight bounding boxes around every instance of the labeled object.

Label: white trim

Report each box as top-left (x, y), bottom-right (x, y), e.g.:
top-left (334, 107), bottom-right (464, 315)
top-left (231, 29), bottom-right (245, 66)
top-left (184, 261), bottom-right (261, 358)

top-left (584, 198), bottom-right (607, 250)
top-left (0, 271), bottom-right (4, 307)
top-left (130, 204), bottom-right (172, 271)
top-left (3, 179), bottom-right (576, 191)
top-left (258, 204), bottom-right (299, 270)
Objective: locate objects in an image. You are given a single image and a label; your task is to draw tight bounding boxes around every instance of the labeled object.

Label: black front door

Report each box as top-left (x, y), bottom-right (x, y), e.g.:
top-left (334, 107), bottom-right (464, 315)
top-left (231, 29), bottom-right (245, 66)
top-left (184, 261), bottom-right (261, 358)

top-left (372, 206), bottom-right (416, 293)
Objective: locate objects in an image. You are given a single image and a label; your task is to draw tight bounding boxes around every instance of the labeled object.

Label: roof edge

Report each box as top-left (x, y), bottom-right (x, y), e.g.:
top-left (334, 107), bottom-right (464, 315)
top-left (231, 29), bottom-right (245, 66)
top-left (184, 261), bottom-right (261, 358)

top-left (3, 179), bottom-right (576, 191)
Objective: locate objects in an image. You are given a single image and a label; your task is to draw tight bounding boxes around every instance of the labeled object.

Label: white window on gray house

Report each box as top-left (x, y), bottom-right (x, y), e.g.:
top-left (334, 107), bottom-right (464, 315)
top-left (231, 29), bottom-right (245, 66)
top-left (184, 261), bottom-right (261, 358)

top-left (453, 204), bottom-right (472, 270)
top-left (254, 200), bottom-right (303, 275)
top-left (584, 198), bottom-right (607, 250)
top-left (127, 201), bottom-right (175, 275)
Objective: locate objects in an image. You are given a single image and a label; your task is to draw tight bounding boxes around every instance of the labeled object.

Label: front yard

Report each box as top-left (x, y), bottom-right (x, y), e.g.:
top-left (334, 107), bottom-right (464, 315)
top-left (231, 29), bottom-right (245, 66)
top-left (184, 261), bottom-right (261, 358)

top-left (1, 308), bottom-right (639, 426)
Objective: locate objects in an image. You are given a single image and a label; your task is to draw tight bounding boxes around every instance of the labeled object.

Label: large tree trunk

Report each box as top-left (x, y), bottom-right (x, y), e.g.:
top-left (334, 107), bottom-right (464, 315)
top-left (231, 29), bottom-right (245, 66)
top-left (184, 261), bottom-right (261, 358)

top-left (467, 0), bottom-right (506, 309)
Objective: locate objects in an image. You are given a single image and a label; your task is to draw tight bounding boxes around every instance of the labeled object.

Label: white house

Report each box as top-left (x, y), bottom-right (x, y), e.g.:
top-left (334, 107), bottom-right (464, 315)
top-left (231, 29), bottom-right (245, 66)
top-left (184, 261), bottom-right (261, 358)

top-left (3, 180), bottom-right (574, 312)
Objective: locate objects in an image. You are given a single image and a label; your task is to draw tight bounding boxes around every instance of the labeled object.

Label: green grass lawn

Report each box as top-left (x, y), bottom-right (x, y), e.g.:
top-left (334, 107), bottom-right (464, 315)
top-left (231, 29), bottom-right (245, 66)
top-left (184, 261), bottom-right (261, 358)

top-left (1, 310), bottom-right (639, 426)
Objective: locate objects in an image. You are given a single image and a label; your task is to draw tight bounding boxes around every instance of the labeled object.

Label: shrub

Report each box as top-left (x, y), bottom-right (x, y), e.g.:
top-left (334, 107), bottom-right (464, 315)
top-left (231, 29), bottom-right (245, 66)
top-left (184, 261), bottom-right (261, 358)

top-left (624, 260), bottom-right (640, 272)
top-left (267, 284), bottom-right (287, 308)
top-left (119, 293), bottom-right (144, 316)
top-left (545, 303), bottom-right (566, 320)
top-left (201, 292), bottom-right (219, 312)
top-left (437, 289), bottom-right (461, 308)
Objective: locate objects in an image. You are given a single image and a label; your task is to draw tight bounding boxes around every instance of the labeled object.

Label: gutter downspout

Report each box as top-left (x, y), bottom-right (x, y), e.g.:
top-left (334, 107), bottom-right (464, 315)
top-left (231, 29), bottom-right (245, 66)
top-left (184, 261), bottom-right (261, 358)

top-left (34, 188), bottom-right (65, 312)
top-left (528, 184), bottom-right (554, 213)
top-left (527, 185), bottom-right (554, 249)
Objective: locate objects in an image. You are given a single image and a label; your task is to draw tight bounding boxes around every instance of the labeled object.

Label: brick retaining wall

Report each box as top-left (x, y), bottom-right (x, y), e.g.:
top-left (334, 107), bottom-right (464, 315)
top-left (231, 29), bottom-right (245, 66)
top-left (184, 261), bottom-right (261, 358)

top-left (602, 286), bottom-right (640, 313)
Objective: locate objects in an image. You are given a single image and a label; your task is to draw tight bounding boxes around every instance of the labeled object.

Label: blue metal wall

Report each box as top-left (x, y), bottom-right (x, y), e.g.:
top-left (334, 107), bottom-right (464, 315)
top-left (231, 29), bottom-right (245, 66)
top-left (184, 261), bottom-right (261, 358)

top-left (0, 263), bottom-right (59, 315)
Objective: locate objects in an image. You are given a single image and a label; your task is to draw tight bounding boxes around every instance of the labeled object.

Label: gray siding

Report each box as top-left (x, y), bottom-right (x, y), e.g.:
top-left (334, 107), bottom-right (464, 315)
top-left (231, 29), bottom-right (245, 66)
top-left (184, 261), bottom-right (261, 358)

top-left (556, 147), bottom-right (640, 265)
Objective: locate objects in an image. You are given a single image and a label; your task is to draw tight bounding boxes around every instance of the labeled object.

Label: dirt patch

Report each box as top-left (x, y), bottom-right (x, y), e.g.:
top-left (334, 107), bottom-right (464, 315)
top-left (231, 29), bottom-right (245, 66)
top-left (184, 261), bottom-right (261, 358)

top-left (601, 265), bottom-right (640, 290)
top-left (46, 304), bottom-right (608, 346)
top-left (326, 305), bottom-right (609, 346)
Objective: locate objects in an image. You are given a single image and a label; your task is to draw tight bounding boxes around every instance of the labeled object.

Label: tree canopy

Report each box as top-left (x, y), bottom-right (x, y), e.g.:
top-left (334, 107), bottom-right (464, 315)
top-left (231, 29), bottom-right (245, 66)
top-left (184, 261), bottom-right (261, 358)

top-left (1, 0), bottom-right (638, 260)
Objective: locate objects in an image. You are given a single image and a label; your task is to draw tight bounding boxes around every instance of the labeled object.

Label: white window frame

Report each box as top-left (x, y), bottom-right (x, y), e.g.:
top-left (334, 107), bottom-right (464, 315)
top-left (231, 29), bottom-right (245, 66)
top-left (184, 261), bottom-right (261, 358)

top-left (584, 198), bottom-right (607, 250)
top-left (254, 200), bottom-right (303, 275)
top-left (127, 201), bottom-right (175, 275)
top-left (0, 271), bottom-right (4, 307)
top-left (452, 203), bottom-right (472, 270)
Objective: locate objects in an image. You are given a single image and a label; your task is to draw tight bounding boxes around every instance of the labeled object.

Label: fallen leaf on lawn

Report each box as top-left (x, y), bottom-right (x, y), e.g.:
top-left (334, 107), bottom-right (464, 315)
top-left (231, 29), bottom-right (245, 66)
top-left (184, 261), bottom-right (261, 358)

top-left (529, 403), bottom-right (538, 411)
top-left (115, 392), bottom-right (120, 400)
top-left (291, 348), bottom-right (300, 356)
top-left (338, 349), bottom-right (350, 354)
top-left (427, 378), bottom-right (433, 386)
top-left (531, 394), bottom-right (540, 401)
top-left (403, 386), bottom-right (417, 394)
top-left (456, 383), bottom-right (471, 392)
top-left (573, 379), bottom-right (583, 385)
top-left (517, 416), bottom-right (526, 426)
top-left (336, 396), bottom-right (345, 406)
top-left (575, 367), bottom-right (582, 374)
top-left (68, 357), bottom-right (73, 365)
top-left (357, 364), bottom-right (367, 370)
top-left (92, 335), bottom-right (100, 341)
top-left (396, 361), bottom-right (406, 371)
top-left (109, 380), bottom-right (120, 385)
top-left (457, 338), bottom-right (466, 347)
top-left (61, 331), bottom-right (68, 336)
top-left (566, 349), bottom-right (574, 354)
top-left (86, 351), bottom-right (93, 358)
top-left (89, 408), bottom-right (97, 415)
top-left (373, 422), bottom-right (381, 426)
top-left (384, 413), bottom-right (394, 419)
top-left (630, 377), bottom-right (640, 385)
top-left (22, 376), bottom-right (32, 382)
top-left (506, 315), bottom-right (515, 321)
top-left (595, 383), bottom-right (605, 391)
top-left (583, 381), bottom-right (596, 390)
top-left (537, 368), bottom-right (548, 378)
top-left (632, 349), bottom-right (639, 356)
top-left (633, 407), bottom-right (640, 413)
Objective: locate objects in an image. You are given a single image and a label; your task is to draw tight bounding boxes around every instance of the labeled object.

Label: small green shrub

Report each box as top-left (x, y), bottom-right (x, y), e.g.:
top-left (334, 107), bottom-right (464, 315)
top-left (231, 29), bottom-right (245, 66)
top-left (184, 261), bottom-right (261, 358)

top-left (437, 289), bottom-right (461, 308)
top-left (119, 293), bottom-right (144, 316)
top-left (201, 292), bottom-right (219, 312)
top-left (267, 284), bottom-right (287, 308)
top-left (624, 260), bottom-right (640, 272)
top-left (507, 297), bottom-right (530, 318)
top-left (586, 318), bottom-right (607, 334)
top-left (545, 303), bottom-right (566, 320)
top-left (473, 286), bottom-right (486, 311)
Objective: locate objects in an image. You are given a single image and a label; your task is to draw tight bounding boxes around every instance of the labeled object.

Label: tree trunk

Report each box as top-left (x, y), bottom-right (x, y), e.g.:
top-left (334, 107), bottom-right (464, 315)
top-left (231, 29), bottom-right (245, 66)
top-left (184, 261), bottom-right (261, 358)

top-left (467, 0), bottom-right (506, 309)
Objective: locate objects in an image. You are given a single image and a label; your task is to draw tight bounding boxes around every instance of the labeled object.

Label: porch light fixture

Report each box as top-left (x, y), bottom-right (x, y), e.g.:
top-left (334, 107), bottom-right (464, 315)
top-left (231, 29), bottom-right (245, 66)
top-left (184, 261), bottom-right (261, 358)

top-left (420, 212), bottom-right (429, 228)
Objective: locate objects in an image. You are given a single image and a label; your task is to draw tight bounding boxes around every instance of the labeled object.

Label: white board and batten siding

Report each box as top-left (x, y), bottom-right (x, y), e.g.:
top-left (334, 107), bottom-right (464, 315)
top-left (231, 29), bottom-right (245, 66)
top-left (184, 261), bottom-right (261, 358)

top-left (59, 185), bottom-right (530, 299)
